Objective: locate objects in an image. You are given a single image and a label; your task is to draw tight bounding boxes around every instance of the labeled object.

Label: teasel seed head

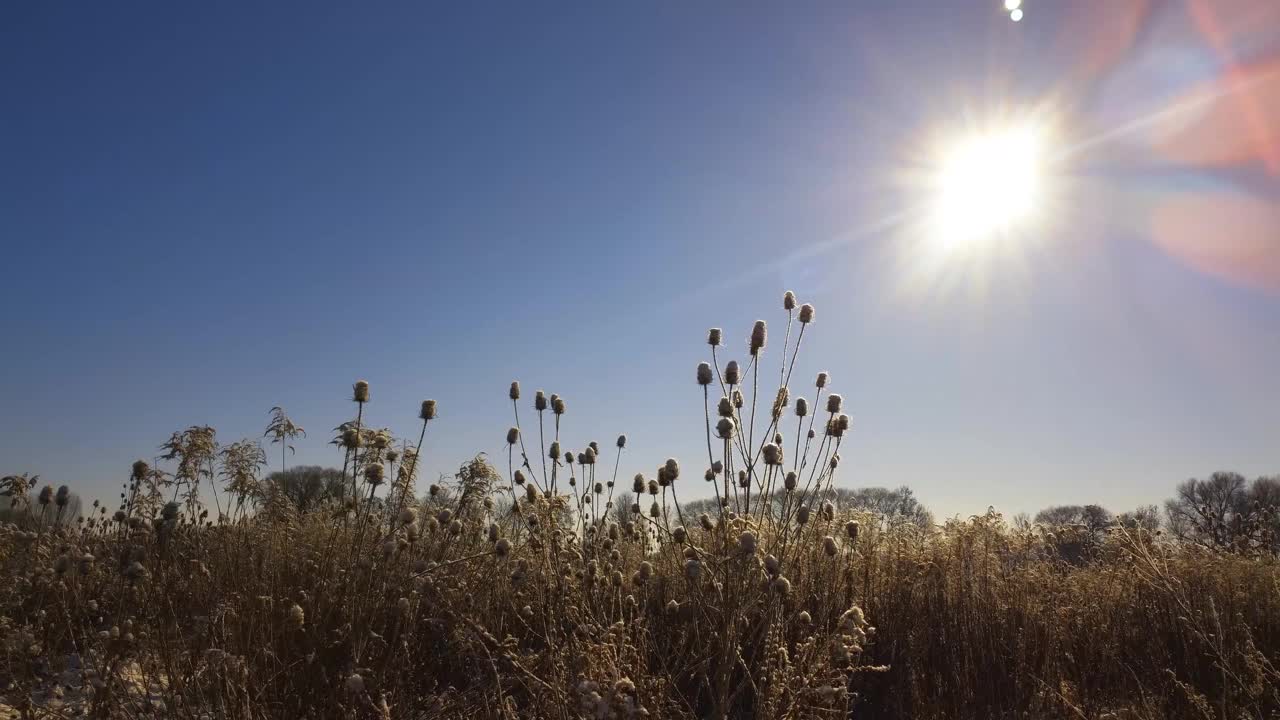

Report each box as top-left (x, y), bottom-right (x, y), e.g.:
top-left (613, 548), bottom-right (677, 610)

top-left (798, 610), bottom-right (812, 624)
top-left (772, 575), bottom-right (791, 596)
top-left (715, 417), bottom-right (736, 440)
top-left (514, 470), bottom-right (526, 486)
top-left (564, 451), bottom-right (573, 463)
top-left (38, 485), bottom-right (53, 506)
top-left (399, 508), bottom-right (418, 526)
top-left (647, 479), bottom-right (659, 495)
top-left (784, 471), bottom-right (798, 491)
top-left (738, 530), bottom-right (757, 554)
top-left (808, 428), bottom-right (816, 439)
top-left (583, 446), bottom-right (597, 465)
top-left (829, 453), bottom-right (840, 469)
top-left (712, 460), bottom-right (724, 474)
top-left (549, 441), bottom-right (560, 459)
top-left (632, 474), bottom-right (645, 494)
top-left (365, 464), bottom-right (384, 486)
top-left (796, 506), bottom-right (810, 525)
top-left (732, 389), bottom-right (744, 409)
top-left (525, 484), bottom-right (538, 502)
top-left (162, 501), bottom-right (180, 520)
top-left (826, 393), bottom-right (843, 414)
top-left (771, 387), bottom-right (789, 420)
top-left (821, 501), bottom-right (835, 521)
top-left (552, 396), bottom-right (566, 415)
top-left (345, 674), bottom-right (365, 694)
top-left (697, 362), bottom-right (714, 386)
top-left (649, 501), bottom-right (660, 518)
top-left (429, 483), bottom-right (441, 496)
top-left (795, 397), bottom-right (808, 417)
top-left (131, 460), bottom-right (149, 480)
top-left (798, 303), bottom-right (815, 324)
top-left (704, 468), bottom-right (715, 481)
top-left (420, 400), bottom-right (437, 421)
top-left (816, 371), bottom-right (829, 388)
top-left (845, 520), bottom-right (859, 541)
top-left (764, 554), bottom-right (780, 576)
top-left (495, 538), bottom-right (511, 557)
top-left (672, 526), bottom-right (687, 543)
top-left (699, 513), bottom-right (714, 531)
top-left (594, 482), bottom-right (603, 495)
top-left (509, 381), bottom-right (521, 400)
top-left (717, 396), bottom-right (734, 417)
top-left (837, 414), bottom-right (850, 432)
top-left (750, 320), bottom-right (767, 355)
top-left (616, 434), bottom-right (626, 449)
top-left (737, 470), bottom-right (749, 488)
top-left (506, 427), bottom-right (520, 445)
top-left (534, 390), bottom-right (547, 412)
top-left (708, 328), bottom-right (723, 346)
top-left (352, 380), bottom-right (370, 403)
top-left (55, 485), bottom-right (70, 507)
top-left (724, 360), bottom-right (741, 385)
top-left (762, 443), bottom-right (783, 466)
top-left (823, 536), bottom-right (838, 556)
top-left (783, 290), bottom-right (796, 310)
top-left (289, 603), bottom-right (305, 628)
top-left (684, 558), bottom-right (702, 580)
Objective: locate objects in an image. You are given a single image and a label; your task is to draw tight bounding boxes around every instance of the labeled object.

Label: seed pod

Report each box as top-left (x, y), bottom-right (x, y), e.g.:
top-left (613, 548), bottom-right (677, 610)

top-left (399, 508), bottom-right (418, 526)
top-left (764, 554), bottom-right (780, 575)
top-left (353, 380), bottom-right (370, 403)
top-left (420, 400), bottom-right (437, 421)
top-left (826, 394), bottom-right (842, 413)
top-left (131, 460), bottom-right (149, 480)
top-left (715, 417), bottom-right (736, 439)
top-left (495, 538), bottom-right (511, 557)
top-left (712, 460), bottom-right (723, 474)
top-left (771, 387), bottom-right (789, 420)
top-left (717, 396), bottom-right (734, 417)
top-left (509, 381), bottom-right (521, 400)
top-left (649, 501), bottom-right (660, 518)
top-left (565, 452), bottom-right (573, 464)
top-left (798, 303), bottom-right (815, 324)
top-left (762, 443), bottom-right (783, 466)
top-left (697, 362), bottom-right (714, 386)
top-left (795, 397), bottom-right (808, 417)
top-left (535, 390), bottom-right (548, 412)
top-left (749, 320), bottom-right (767, 356)
top-left (684, 558), bottom-right (702, 580)
top-left (552, 396), bottom-right (566, 415)
top-left (837, 414), bottom-right (850, 432)
top-left (707, 328), bottom-right (723, 346)
top-left (506, 427), bottom-right (519, 445)
top-left (672, 526), bottom-right (687, 543)
top-left (632, 474), bottom-right (645, 493)
top-left (821, 501), bottom-right (834, 522)
top-left (829, 453), bottom-right (840, 469)
top-left (699, 513), bottom-right (714, 531)
top-left (798, 610), bottom-right (812, 624)
top-left (582, 447), bottom-right (596, 465)
top-left (796, 506), bottom-right (810, 525)
top-left (772, 575), bottom-right (791, 596)
top-left (823, 536), bottom-right (838, 556)
top-left (783, 290), bottom-right (796, 310)
top-left (514, 470), bottom-right (526, 486)
top-left (732, 390), bottom-right (744, 409)
top-left (638, 561), bottom-right (653, 580)
top-left (647, 479), bottom-right (659, 495)
top-left (289, 603), bottom-right (305, 628)
top-left (55, 486), bottom-right (70, 507)
top-left (816, 372), bottom-right (828, 389)
top-left (593, 482), bottom-right (603, 494)
top-left (784, 471), bottom-right (798, 491)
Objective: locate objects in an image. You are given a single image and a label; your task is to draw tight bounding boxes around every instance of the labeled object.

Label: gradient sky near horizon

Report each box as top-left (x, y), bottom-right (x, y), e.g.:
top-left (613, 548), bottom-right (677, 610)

top-left (3, 1), bottom-right (1278, 519)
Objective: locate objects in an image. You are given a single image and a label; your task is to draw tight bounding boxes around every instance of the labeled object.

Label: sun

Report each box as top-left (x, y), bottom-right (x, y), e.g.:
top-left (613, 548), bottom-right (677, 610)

top-left (929, 123), bottom-right (1046, 250)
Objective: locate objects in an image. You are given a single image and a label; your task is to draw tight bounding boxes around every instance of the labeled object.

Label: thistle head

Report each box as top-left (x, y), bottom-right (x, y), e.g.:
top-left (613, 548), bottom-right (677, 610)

top-left (717, 396), bottom-right (734, 417)
top-left (552, 396), bottom-right (566, 415)
top-left (647, 479), bottom-right (659, 496)
top-left (549, 441), bottom-right (561, 459)
top-left (352, 380), bottom-right (370, 403)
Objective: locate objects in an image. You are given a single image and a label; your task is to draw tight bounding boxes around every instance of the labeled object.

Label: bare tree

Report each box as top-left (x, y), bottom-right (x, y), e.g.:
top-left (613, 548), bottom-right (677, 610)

top-left (1164, 472), bottom-right (1279, 553)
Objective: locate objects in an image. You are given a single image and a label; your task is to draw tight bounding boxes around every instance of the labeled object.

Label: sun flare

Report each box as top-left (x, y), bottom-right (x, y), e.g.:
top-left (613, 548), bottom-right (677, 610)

top-left (929, 124), bottom-right (1046, 250)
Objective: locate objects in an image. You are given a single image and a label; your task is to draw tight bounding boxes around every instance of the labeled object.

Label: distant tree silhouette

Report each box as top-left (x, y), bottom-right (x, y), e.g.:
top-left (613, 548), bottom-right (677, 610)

top-left (261, 466), bottom-right (345, 513)
top-left (1034, 504), bottom-right (1113, 534)
top-left (1164, 472), bottom-right (1280, 553)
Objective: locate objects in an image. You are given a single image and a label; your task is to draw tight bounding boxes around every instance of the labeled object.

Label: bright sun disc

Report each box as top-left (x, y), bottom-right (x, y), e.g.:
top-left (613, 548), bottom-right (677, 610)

top-left (931, 124), bottom-right (1043, 249)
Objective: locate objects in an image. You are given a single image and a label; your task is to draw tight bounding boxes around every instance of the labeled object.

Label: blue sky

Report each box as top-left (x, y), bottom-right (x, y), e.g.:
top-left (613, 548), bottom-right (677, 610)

top-left (3, 1), bottom-right (1277, 519)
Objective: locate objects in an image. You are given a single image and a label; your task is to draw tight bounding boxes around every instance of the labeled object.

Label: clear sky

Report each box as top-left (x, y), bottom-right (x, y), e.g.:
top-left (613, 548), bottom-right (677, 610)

top-left (3, 1), bottom-right (1278, 519)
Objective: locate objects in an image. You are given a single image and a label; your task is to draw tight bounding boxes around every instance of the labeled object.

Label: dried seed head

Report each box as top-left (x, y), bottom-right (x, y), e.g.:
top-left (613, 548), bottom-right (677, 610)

top-left (816, 372), bottom-right (829, 389)
top-left (162, 502), bottom-right (180, 520)
top-left (732, 390), bottom-right (744, 409)
top-left (514, 470), bottom-right (526, 486)
top-left (365, 464), bottom-right (385, 485)
top-left (593, 482), bottom-right (603, 494)
top-left (724, 361), bottom-right (741, 386)
top-left (663, 458), bottom-right (679, 480)
top-left (826, 394), bottom-right (843, 414)
top-left (418, 399), bottom-right (437, 421)
top-left (684, 558), bottom-right (702, 580)
top-left (717, 396), bottom-right (734, 417)
top-left (845, 520), bottom-right (859, 541)
top-left (131, 460), bottom-right (149, 480)
top-left (696, 362), bottom-right (714, 386)
top-left (672, 526), bottom-right (687, 543)
top-left (821, 501), bottom-right (834, 521)
top-left (798, 610), bottom-right (812, 624)
top-left (764, 554), bottom-right (780, 575)
top-left (795, 397), bottom-right (808, 417)
top-left (289, 603), bottom-right (305, 628)
top-left (38, 485), bottom-right (53, 505)
top-left (353, 380), bottom-right (370, 403)
top-left (525, 484), bottom-right (538, 502)
top-left (495, 538), bottom-right (511, 557)
top-left (762, 443), bottom-right (783, 466)
top-left (704, 468), bottom-right (715, 481)
top-left (707, 328), bottom-right (723, 346)
top-left (712, 460), bottom-right (723, 474)
top-left (649, 501), bottom-right (660, 518)
top-left (632, 474), bottom-right (645, 493)
top-left (829, 453), bottom-right (840, 469)
top-left (783, 290), bottom-right (796, 310)
top-left (647, 479), bottom-right (659, 495)
top-left (398, 508), bottom-right (418, 526)
top-left (699, 513), bottom-right (714, 531)
top-left (771, 387), bottom-right (789, 420)
top-left (837, 414), bottom-right (850, 432)
top-left (796, 506), bottom-right (810, 525)
top-left (799, 303), bottom-right (815, 324)
top-left (784, 471), bottom-right (798, 491)
top-left (345, 674), bottom-right (365, 694)
top-left (665, 599), bottom-right (680, 615)
top-left (55, 485), bottom-right (70, 507)
top-left (715, 417), bottom-right (736, 440)
top-left (552, 396), bottom-right (566, 415)
top-left (449, 520), bottom-right (463, 535)
top-left (582, 447), bottom-right (596, 465)
top-left (534, 390), bottom-right (548, 411)
top-left (772, 575), bottom-right (791, 595)
top-left (738, 531), bottom-right (757, 554)
top-left (509, 381), bottom-right (521, 400)
top-left (823, 536), bottom-right (838, 556)
top-left (736, 470), bottom-right (748, 488)
top-left (750, 320), bottom-right (767, 355)
top-left (506, 427), bottom-right (520, 445)
top-left (638, 561), bottom-right (653, 580)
